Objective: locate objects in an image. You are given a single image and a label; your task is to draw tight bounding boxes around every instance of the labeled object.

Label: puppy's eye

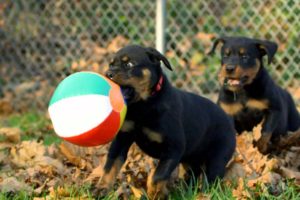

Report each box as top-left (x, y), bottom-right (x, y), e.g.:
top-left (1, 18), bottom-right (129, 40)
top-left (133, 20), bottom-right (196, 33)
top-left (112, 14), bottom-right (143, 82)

top-left (241, 55), bottom-right (249, 60)
top-left (126, 62), bottom-right (134, 68)
top-left (109, 64), bottom-right (114, 68)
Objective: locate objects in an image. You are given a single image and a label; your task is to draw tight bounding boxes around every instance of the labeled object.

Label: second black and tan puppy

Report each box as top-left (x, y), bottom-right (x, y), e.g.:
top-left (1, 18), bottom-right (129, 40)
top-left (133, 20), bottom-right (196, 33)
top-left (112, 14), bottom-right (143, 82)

top-left (209, 36), bottom-right (300, 154)
top-left (100, 45), bottom-right (236, 197)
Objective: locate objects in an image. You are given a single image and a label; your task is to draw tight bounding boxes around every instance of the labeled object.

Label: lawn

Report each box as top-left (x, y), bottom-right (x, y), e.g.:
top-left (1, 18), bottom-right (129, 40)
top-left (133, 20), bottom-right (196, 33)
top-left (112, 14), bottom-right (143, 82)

top-left (0, 112), bottom-right (300, 200)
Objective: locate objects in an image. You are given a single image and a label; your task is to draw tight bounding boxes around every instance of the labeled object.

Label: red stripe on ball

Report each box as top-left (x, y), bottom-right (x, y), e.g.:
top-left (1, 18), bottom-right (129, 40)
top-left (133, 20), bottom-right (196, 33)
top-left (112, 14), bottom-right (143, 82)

top-left (62, 110), bottom-right (120, 146)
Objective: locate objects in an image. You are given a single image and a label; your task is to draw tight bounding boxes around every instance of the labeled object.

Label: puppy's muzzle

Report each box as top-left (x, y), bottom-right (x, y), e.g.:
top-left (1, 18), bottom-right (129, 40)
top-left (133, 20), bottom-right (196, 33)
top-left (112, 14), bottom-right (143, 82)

top-left (225, 64), bottom-right (236, 73)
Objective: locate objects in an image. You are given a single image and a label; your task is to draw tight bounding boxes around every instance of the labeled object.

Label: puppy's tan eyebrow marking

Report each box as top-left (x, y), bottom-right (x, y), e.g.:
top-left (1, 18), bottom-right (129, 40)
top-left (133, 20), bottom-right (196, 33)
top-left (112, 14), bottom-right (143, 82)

top-left (121, 56), bottom-right (129, 62)
top-left (224, 48), bottom-right (230, 55)
top-left (239, 48), bottom-right (245, 54)
top-left (109, 58), bottom-right (115, 65)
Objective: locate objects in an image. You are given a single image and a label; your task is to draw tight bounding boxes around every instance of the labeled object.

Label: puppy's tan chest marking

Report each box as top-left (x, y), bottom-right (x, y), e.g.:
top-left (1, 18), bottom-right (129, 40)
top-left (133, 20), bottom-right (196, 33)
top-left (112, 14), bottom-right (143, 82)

top-left (142, 127), bottom-right (163, 143)
top-left (246, 98), bottom-right (269, 110)
top-left (120, 120), bottom-right (135, 132)
top-left (220, 102), bottom-right (243, 116)
top-left (220, 98), bottom-right (269, 116)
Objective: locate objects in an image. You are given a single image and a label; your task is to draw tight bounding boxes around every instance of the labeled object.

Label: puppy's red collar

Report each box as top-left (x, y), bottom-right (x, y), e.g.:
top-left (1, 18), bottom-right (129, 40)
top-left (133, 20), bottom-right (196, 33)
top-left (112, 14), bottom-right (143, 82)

top-left (151, 75), bottom-right (163, 96)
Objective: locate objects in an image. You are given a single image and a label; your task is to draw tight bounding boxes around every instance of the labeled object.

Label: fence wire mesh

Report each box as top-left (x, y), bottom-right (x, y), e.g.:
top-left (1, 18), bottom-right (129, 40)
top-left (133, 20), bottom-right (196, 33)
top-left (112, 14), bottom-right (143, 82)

top-left (0, 0), bottom-right (299, 113)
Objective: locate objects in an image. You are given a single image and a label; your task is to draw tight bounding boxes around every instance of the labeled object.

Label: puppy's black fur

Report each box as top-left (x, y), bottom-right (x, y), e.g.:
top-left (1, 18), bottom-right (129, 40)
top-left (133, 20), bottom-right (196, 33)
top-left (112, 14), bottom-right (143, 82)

top-left (209, 36), bottom-right (300, 154)
top-left (101, 45), bottom-right (236, 196)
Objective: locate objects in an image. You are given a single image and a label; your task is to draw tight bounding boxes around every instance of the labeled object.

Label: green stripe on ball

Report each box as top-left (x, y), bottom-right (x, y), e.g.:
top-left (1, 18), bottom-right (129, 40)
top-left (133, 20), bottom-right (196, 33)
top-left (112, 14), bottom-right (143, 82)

top-left (49, 72), bottom-right (111, 106)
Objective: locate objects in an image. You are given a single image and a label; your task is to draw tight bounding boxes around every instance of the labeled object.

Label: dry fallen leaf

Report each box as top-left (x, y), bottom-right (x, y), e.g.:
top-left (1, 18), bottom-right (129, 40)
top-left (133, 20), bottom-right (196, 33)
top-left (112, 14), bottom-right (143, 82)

top-left (85, 164), bottom-right (104, 183)
top-left (11, 140), bottom-right (45, 167)
top-left (0, 127), bottom-right (22, 143)
top-left (130, 185), bottom-right (144, 199)
top-left (278, 167), bottom-right (300, 181)
top-left (49, 186), bottom-right (71, 199)
top-left (59, 142), bottom-right (87, 169)
top-left (10, 141), bottom-right (65, 175)
top-left (0, 177), bottom-right (32, 193)
top-left (232, 178), bottom-right (251, 199)
top-left (247, 172), bottom-right (282, 188)
top-left (0, 98), bottom-right (13, 115)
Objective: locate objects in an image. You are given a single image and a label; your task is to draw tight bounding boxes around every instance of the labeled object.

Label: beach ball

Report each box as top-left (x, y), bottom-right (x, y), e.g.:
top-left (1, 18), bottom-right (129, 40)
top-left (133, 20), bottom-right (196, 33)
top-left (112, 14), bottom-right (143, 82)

top-left (48, 72), bottom-right (127, 146)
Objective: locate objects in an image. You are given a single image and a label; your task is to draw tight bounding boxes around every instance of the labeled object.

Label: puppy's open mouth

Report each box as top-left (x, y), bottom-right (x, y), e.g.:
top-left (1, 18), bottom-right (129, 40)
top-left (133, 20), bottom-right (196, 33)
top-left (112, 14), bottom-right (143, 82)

top-left (120, 86), bottom-right (135, 101)
top-left (225, 78), bottom-right (241, 86)
top-left (224, 76), bottom-right (249, 87)
top-left (105, 74), bottom-right (136, 103)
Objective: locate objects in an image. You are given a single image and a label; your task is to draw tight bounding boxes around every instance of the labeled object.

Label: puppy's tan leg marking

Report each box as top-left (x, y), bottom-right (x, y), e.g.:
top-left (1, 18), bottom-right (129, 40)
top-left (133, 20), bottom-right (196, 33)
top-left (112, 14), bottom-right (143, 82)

top-left (120, 120), bottom-right (135, 132)
top-left (219, 102), bottom-right (243, 116)
top-left (143, 127), bottom-right (163, 143)
top-left (100, 158), bottom-right (123, 189)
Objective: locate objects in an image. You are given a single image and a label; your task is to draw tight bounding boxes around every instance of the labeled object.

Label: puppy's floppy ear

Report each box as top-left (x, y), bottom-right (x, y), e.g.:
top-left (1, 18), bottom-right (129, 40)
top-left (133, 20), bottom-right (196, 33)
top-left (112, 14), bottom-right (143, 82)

top-left (146, 47), bottom-right (173, 71)
top-left (208, 36), bottom-right (228, 55)
top-left (255, 39), bottom-right (278, 64)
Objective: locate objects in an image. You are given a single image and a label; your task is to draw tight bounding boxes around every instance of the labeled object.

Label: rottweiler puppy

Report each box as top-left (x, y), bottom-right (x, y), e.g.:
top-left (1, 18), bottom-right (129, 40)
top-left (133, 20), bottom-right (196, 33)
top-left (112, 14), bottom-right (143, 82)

top-left (209, 36), bottom-right (300, 154)
top-left (100, 45), bottom-right (236, 197)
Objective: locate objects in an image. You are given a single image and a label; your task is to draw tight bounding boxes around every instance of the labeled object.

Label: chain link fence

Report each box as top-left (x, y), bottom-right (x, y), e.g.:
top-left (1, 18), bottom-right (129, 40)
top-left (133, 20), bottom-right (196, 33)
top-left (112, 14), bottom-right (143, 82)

top-left (0, 0), bottom-right (299, 113)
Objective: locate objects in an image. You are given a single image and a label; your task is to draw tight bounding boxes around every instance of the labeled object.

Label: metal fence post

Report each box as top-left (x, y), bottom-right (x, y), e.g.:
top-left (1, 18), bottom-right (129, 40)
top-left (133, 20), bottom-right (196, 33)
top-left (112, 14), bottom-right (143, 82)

top-left (155, 0), bottom-right (166, 54)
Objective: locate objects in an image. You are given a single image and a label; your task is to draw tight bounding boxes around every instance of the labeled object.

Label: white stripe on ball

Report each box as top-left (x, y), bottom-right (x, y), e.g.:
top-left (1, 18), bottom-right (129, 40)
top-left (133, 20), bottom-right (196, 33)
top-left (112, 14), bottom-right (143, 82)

top-left (48, 94), bottom-right (112, 137)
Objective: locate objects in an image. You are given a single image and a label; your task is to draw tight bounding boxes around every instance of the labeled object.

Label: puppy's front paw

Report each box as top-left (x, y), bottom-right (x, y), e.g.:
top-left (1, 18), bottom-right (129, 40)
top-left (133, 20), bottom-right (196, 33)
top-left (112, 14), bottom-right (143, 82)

top-left (91, 170), bottom-right (116, 198)
top-left (254, 134), bottom-right (272, 154)
top-left (147, 171), bottom-right (169, 199)
top-left (147, 181), bottom-right (168, 200)
top-left (91, 187), bottom-right (110, 198)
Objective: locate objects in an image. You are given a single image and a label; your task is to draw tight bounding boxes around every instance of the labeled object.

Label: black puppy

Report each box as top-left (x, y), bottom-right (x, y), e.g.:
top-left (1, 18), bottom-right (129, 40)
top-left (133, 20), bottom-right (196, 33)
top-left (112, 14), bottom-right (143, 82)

top-left (100, 45), bottom-right (236, 197)
top-left (209, 36), bottom-right (300, 154)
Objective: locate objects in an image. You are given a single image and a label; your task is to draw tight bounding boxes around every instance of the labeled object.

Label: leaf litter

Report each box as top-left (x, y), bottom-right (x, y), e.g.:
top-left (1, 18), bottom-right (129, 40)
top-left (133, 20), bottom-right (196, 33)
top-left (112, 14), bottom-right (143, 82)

top-left (0, 122), bottom-right (299, 199)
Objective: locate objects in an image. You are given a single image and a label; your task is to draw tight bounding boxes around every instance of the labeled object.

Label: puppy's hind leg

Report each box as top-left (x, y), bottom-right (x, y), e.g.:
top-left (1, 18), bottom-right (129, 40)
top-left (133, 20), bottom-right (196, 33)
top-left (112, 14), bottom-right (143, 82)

top-left (182, 162), bottom-right (202, 187)
top-left (205, 136), bottom-right (235, 184)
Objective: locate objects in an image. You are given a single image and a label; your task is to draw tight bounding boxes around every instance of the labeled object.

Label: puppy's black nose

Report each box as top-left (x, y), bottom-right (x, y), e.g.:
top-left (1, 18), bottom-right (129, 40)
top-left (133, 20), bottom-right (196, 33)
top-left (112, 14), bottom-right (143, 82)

top-left (106, 71), bottom-right (115, 79)
top-left (225, 65), bottom-right (236, 73)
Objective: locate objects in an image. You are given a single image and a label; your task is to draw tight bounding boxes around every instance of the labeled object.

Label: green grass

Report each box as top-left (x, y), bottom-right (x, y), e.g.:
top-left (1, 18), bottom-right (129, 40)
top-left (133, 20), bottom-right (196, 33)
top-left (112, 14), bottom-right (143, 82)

top-left (0, 184), bottom-right (94, 200)
top-left (243, 179), bottom-right (300, 200)
top-left (169, 179), bottom-right (300, 200)
top-left (0, 111), bottom-right (61, 145)
top-left (0, 191), bottom-right (32, 200)
top-left (0, 178), bottom-right (299, 199)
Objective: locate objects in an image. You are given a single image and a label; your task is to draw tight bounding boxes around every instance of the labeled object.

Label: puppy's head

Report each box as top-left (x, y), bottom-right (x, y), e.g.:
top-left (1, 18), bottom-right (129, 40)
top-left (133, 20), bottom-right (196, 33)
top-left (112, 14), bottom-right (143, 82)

top-left (105, 45), bottom-right (172, 104)
top-left (209, 36), bottom-right (277, 92)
